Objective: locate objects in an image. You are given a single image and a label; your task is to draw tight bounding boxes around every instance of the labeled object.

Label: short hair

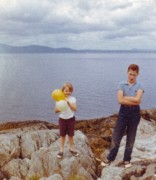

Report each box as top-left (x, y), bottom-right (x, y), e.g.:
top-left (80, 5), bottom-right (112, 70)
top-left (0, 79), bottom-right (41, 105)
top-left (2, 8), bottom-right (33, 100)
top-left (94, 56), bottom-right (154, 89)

top-left (128, 64), bottom-right (139, 73)
top-left (62, 82), bottom-right (73, 92)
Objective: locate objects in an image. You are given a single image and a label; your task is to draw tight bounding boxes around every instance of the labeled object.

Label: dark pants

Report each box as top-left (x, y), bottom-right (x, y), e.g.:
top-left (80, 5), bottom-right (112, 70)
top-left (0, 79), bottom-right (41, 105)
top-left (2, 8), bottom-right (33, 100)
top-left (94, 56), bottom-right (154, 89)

top-left (59, 116), bottom-right (75, 136)
top-left (107, 105), bottom-right (141, 162)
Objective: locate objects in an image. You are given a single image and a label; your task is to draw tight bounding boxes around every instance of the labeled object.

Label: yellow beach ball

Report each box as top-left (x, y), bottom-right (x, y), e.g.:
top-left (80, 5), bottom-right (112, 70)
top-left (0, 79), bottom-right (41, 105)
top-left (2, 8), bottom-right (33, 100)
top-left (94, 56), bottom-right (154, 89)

top-left (51, 89), bottom-right (65, 101)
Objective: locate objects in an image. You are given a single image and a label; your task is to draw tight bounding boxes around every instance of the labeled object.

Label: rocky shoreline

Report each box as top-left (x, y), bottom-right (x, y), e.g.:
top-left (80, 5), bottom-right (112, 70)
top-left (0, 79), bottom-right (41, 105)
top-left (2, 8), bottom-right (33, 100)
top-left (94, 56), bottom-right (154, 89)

top-left (0, 109), bottom-right (156, 179)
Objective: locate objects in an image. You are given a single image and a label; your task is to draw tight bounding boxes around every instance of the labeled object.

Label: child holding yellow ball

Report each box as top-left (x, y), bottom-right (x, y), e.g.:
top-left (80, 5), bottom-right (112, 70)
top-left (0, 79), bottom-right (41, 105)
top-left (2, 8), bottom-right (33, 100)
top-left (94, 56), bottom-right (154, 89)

top-left (54, 82), bottom-right (79, 158)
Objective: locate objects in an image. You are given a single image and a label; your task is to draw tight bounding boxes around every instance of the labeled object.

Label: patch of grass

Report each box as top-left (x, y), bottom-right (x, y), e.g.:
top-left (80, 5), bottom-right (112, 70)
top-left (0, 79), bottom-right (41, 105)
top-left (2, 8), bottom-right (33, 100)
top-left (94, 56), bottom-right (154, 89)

top-left (28, 174), bottom-right (40, 180)
top-left (68, 174), bottom-right (85, 180)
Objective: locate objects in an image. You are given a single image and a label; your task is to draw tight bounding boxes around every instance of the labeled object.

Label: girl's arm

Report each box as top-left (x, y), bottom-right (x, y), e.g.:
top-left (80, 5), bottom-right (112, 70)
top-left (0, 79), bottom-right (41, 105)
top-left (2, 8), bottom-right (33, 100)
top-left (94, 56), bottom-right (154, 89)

top-left (54, 106), bottom-right (60, 113)
top-left (66, 101), bottom-right (77, 111)
top-left (117, 90), bottom-right (140, 106)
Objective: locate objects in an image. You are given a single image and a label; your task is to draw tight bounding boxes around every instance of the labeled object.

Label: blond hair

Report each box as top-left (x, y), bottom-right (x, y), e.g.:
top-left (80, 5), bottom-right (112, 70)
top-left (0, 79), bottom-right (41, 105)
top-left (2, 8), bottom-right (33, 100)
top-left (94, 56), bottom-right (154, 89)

top-left (62, 82), bottom-right (73, 92)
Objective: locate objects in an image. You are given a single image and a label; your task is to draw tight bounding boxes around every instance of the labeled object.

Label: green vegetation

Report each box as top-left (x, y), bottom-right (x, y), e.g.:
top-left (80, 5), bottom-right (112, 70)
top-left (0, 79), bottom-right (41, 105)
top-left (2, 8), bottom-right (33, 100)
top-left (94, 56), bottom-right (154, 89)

top-left (68, 174), bottom-right (85, 180)
top-left (28, 174), bottom-right (40, 180)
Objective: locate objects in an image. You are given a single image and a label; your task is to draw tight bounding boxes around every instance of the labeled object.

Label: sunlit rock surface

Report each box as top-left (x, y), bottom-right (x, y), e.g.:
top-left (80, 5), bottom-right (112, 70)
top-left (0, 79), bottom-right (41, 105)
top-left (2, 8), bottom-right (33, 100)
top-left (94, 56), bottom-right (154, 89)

top-left (0, 109), bottom-right (156, 179)
top-left (100, 111), bottom-right (156, 180)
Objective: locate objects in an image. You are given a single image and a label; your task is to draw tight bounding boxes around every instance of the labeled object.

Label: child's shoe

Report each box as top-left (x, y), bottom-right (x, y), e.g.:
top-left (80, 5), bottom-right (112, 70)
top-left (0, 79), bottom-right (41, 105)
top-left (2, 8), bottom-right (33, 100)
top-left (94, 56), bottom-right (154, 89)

top-left (57, 152), bottom-right (63, 159)
top-left (124, 161), bottom-right (132, 168)
top-left (69, 149), bottom-right (79, 157)
top-left (101, 159), bottom-right (111, 167)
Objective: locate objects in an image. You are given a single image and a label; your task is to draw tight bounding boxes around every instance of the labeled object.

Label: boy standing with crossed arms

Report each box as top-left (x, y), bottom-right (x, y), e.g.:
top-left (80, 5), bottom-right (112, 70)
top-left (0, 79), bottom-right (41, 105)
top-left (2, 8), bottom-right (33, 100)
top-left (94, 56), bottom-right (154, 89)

top-left (102, 64), bottom-right (144, 168)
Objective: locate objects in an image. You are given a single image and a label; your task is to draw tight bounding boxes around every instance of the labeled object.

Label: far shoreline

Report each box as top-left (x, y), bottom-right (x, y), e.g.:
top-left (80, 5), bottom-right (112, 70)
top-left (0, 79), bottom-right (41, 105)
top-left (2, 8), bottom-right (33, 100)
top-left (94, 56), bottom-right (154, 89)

top-left (0, 108), bottom-right (155, 131)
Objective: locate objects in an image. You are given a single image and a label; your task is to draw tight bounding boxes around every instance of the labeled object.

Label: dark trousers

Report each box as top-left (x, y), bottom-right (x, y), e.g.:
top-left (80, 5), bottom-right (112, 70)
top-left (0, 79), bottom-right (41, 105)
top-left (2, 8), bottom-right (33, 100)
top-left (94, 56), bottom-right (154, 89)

top-left (107, 105), bottom-right (141, 162)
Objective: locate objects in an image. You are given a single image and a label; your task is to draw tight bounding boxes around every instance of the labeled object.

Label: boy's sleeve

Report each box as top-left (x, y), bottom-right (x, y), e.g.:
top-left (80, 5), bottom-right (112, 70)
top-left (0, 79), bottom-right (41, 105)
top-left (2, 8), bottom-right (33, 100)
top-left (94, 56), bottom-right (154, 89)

top-left (138, 83), bottom-right (144, 93)
top-left (117, 82), bottom-right (124, 91)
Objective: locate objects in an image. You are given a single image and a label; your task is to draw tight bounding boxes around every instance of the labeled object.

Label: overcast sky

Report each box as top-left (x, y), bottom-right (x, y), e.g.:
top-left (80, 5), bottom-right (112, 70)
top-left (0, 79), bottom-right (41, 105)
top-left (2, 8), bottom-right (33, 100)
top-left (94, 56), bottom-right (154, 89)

top-left (0, 0), bottom-right (156, 50)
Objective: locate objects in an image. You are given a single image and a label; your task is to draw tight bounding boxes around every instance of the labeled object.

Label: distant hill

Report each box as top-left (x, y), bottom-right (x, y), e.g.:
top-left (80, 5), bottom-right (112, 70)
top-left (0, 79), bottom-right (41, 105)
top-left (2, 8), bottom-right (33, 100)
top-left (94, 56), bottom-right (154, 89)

top-left (0, 44), bottom-right (76, 53)
top-left (0, 43), bottom-right (156, 53)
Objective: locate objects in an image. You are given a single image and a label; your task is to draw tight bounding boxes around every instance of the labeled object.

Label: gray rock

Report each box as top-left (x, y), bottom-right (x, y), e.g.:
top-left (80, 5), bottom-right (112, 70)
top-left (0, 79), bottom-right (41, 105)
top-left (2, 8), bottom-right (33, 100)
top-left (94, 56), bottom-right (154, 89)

top-left (0, 129), bottom-right (96, 180)
top-left (100, 118), bottom-right (156, 179)
top-left (101, 166), bottom-right (123, 180)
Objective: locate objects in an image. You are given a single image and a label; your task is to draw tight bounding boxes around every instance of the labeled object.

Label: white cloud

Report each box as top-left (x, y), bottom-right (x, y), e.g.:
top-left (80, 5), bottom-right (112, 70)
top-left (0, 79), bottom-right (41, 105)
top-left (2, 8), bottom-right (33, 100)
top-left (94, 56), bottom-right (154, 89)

top-left (0, 0), bottom-right (156, 49)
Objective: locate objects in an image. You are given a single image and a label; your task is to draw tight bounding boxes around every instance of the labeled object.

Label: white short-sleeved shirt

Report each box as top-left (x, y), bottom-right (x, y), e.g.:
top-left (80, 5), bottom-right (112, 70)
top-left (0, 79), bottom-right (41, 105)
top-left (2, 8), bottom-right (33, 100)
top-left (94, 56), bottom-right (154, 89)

top-left (59, 96), bottom-right (76, 119)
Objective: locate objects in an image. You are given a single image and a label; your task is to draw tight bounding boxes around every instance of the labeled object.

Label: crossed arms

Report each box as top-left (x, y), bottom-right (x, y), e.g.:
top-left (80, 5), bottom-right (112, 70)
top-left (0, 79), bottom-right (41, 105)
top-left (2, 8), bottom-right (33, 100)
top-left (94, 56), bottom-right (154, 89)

top-left (118, 89), bottom-right (144, 106)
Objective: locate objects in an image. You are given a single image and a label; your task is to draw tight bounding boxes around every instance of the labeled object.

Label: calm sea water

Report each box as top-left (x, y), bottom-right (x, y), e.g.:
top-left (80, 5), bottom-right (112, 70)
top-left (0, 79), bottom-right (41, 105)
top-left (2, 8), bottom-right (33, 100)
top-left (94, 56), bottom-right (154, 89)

top-left (0, 53), bottom-right (156, 123)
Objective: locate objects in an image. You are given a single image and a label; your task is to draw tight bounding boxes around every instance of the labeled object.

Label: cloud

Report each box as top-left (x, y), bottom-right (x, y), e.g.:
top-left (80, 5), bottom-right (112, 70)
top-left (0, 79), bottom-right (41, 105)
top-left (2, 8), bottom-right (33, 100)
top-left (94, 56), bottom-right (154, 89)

top-left (0, 0), bottom-right (156, 49)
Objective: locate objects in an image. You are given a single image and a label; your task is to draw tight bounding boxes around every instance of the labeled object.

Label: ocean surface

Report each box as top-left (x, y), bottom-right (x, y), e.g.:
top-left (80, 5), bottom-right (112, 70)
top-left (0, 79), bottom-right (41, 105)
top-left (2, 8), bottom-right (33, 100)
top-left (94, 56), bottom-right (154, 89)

top-left (0, 53), bottom-right (156, 123)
